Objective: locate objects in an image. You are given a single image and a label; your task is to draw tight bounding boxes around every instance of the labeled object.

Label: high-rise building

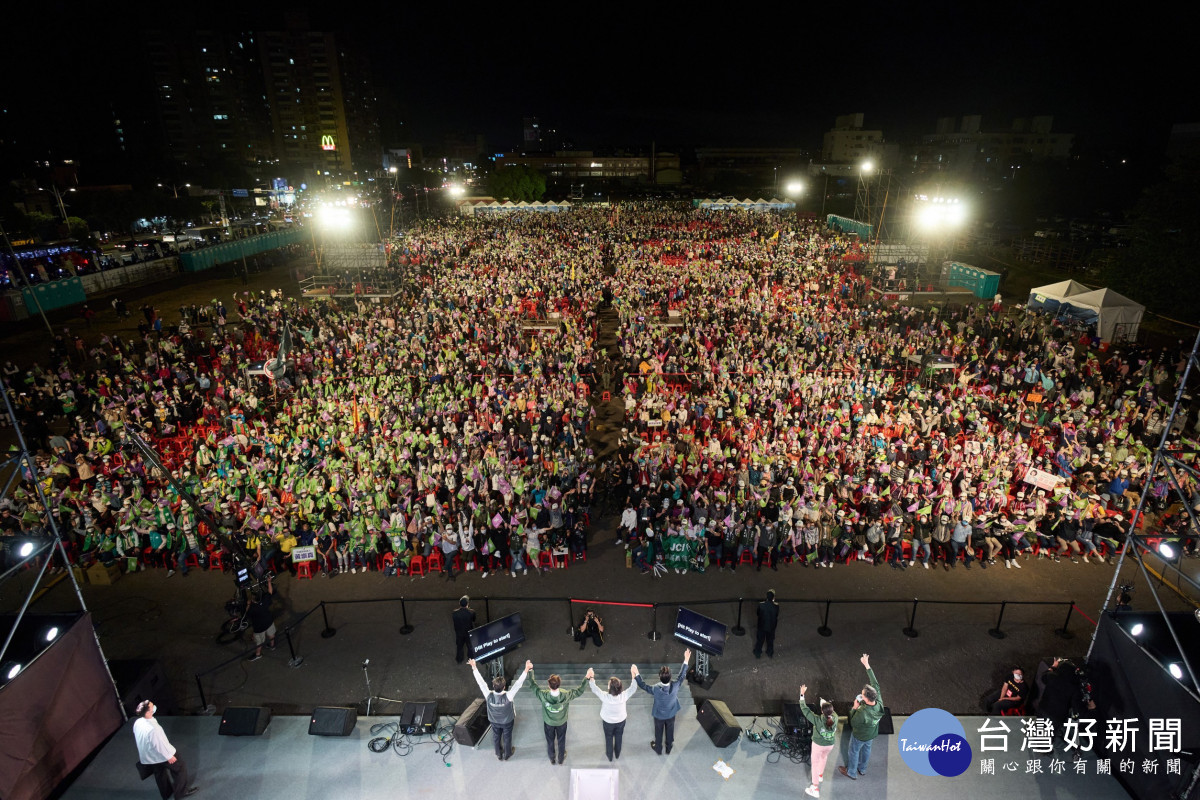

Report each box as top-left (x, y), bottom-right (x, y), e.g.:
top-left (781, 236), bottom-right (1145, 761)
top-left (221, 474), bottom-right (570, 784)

top-left (143, 30), bottom-right (274, 174)
top-left (144, 14), bottom-right (381, 182)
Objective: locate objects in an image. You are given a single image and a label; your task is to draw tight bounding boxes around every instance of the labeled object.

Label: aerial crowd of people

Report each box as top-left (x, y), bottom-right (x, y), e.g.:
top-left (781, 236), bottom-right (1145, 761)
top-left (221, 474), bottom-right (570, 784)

top-left (2, 204), bottom-right (1198, 582)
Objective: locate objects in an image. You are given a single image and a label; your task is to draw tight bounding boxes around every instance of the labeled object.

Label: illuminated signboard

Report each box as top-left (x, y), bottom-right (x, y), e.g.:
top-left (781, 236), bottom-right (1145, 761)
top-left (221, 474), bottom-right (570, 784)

top-left (321, 135), bottom-right (336, 151)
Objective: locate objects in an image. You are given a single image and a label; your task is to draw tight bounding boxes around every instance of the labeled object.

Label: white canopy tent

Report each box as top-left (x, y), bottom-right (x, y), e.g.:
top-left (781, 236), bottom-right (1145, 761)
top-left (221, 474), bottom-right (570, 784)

top-left (1060, 288), bottom-right (1145, 343)
top-left (1026, 280), bottom-right (1144, 343)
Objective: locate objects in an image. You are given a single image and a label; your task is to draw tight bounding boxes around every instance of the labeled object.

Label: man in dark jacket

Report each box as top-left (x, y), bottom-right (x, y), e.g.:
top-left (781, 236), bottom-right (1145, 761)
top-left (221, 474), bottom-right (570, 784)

top-left (634, 648), bottom-right (691, 755)
top-left (754, 589), bottom-right (780, 659)
top-left (452, 595), bottom-right (476, 664)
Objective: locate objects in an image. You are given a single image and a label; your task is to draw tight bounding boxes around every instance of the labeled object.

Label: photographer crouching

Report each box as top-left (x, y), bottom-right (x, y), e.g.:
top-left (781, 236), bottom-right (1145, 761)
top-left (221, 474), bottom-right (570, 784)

top-left (577, 608), bottom-right (604, 651)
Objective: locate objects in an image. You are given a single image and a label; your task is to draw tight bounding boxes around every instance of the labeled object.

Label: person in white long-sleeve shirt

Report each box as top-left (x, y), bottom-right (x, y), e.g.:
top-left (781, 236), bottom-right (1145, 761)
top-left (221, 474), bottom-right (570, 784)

top-left (588, 665), bottom-right (640, 761)
top-left (133, 699), bottom-right (197, 798)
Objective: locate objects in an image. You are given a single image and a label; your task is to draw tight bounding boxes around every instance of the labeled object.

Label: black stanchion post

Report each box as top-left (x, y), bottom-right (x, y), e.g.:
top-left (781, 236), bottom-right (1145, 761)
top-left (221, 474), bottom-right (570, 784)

top-left (195, 674), bottom-right (207, 712)
top-left (1056, 602), bottom-right (1076, 639)
top-left (285, 627), bottom-right (304, 668)
top-left (989, 601), bottom-right (1008, 640)
top-left (647, 603), bottom-right (660, 641)
top-left (320, 600), bottom-right (337, 638)
top-left (399, 598), bottom-right (413, 635)
top-left (731, 598), bottom-right (746, 637)
top-left (902, 599), bottom-right (919, 638)
top-left (817, 600), bottom-right (832, 637)
top-left (567, 599), bottom-right (576, 637)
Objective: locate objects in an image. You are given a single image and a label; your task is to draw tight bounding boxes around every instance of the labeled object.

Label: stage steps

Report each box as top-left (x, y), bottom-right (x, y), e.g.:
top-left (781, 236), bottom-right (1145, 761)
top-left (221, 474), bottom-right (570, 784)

top-left (489, 661), bottom-right (694, 710)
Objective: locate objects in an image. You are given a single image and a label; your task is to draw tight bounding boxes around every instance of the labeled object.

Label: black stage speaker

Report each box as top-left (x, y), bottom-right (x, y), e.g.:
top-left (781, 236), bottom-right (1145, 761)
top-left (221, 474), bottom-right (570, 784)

top-left (219, 706), bottom-right (271, 736)
top-left (696, 699), bottom-right (739, 747)
top-left (400, 700), bottom-right (437, 734)
top-left (309, 706), bottom-right (357, 736)
top-left (878, 706), bottom-right (894, 735)
top-left (452, 698), bottom-right (490, 746)
top-left (781, 701), bottom-right (816, 741)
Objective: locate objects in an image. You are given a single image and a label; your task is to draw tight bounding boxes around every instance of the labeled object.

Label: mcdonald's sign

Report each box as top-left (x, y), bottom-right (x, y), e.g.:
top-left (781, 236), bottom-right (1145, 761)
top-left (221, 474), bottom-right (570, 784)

top-left (320, 135), bottom-right (336, 151)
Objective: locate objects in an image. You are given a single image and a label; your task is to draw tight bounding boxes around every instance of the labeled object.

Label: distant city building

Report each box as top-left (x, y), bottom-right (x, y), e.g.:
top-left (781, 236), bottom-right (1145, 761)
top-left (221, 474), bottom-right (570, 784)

top-left (495, 150), bottom-right (681, 185)
top-left (822, 114), bottom-right (887, 164)
top-left (144, 13), bottom-right (381, 182)
top-left (913, 115), bottom-right (1074, 177)
top-left (521, 117), bottom-right (561, 151)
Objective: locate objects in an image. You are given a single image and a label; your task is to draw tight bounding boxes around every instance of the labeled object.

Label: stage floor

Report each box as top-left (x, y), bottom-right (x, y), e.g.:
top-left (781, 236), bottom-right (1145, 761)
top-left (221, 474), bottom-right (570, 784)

top-left (63, 714), bottom-right (1134, 800)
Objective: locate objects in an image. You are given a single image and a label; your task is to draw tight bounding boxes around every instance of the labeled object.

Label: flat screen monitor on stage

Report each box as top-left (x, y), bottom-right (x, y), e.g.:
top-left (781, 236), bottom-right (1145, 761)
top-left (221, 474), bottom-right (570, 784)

top-left (673, 607), bottom-right (727, 656)
top-left (468, 613), bottom-right (526, 662)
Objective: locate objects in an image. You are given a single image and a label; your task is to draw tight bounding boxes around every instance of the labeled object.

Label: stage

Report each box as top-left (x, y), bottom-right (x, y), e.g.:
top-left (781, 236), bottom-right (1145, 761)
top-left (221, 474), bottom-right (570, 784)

top-left (63, 713), bottom-right (1134, 799)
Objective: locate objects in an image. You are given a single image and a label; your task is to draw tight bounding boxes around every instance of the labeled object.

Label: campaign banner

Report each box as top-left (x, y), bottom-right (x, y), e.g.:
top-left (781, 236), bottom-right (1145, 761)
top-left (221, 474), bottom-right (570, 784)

top-left (291, 546), bottom-right (316, 563)
top-left (1022, 467), bottom-right (1062, 491)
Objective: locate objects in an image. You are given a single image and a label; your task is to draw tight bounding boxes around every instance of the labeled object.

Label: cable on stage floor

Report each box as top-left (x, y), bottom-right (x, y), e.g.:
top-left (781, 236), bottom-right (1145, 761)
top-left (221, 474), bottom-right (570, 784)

top-left (369, 719), bottom-right (457, 765)
top-left (745, 717), bottom-right (812, 765)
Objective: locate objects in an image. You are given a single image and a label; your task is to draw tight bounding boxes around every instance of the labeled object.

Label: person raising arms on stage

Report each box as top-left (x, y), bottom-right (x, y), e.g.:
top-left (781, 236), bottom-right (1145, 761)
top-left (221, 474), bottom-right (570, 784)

top-left (797, 683), bottom-right (838, 798)
top-left (839, 653), bottom-right (884, 781)
top-left (468, 657), bottom-right (532, 761)
top-left (634, 648), bottom-right (691, 755)
top-left (588, 665), bottom-right (640, 761)
top-left (529, 663), bottom-right (590, 765)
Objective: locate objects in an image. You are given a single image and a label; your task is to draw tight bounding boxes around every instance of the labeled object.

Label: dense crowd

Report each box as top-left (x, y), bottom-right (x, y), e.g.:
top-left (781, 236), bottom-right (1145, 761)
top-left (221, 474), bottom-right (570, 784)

top-left (2, 205), bottom-right (1198, 582)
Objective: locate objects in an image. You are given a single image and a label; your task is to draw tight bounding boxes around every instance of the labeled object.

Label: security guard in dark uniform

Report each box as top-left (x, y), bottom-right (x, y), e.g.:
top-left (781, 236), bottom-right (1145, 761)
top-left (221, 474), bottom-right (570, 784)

top-left (754, 589), bottom-right (780, 659)
top-left (452, 595), bottom-right (477, 664)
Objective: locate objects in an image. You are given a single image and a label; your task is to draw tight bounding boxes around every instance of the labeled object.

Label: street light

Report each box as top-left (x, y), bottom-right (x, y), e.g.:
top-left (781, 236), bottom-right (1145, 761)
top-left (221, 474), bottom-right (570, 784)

top-left (157, 182), bottom-right (191, 199)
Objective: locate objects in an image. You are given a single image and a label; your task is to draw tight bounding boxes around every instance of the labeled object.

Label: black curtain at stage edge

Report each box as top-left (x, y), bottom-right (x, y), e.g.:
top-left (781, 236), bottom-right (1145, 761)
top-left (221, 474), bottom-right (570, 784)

top-left (1090, 612), bottom-right (1200, 800)
top-left (0, 612), bottom-right (124, 800)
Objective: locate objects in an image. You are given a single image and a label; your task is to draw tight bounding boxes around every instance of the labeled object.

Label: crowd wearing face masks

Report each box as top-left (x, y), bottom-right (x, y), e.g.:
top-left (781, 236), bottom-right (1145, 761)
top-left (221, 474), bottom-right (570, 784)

top-left (3, 204), bottom-right (1197, 579)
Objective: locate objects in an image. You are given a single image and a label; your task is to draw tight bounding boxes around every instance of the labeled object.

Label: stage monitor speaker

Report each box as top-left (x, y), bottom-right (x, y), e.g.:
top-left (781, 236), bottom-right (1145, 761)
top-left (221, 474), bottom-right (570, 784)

top-left (878, 706), bottom-right (894, 736)
top-left (309, 706), bottom-right (357, 736)
top-left (781, 701), bottom-right (816, 741)
top-left (453, 698), bottom-right (490, 746)
top-left (219, 706), bottom-right (271, 736)
top-left (400, 700), bottom-right (438, 735)
top-left (696, 699), bottom-right (739, 747)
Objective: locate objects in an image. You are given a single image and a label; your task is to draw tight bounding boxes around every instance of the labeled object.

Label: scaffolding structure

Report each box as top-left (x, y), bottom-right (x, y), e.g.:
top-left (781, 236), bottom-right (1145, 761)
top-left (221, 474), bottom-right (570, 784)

top-left (1089, 327), bottom-right (1200, 799)
top-left (0, 376), bottom-right (117, 694)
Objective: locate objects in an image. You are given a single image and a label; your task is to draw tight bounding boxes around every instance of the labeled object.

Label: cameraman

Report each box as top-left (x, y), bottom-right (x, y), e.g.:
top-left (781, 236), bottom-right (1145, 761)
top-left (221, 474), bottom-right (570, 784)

top-left (245, 575), bottom-right (276, 663)
top-left (577, 608), bottom-right (604, 651)
top-left (1034, 657), bottom-right (1096, 731)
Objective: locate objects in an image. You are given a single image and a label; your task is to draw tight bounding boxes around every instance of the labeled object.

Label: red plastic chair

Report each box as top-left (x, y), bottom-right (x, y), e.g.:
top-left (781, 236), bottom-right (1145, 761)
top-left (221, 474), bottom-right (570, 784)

top-left (296, 560), bottom-right (315, 580)
top-left (409, 555), bottom-right (426, 577)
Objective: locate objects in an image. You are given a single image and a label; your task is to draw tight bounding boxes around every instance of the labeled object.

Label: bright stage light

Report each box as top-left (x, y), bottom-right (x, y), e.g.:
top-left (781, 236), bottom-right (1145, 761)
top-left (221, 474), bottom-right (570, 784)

top-left (5, 663), bottom-right (20, 680)
top-left (861, 160), bottom-right (874, 173)
top-left (785, 181), bottom-right (804, 196)
top-left (45, 627), bottom-right (60, 643)
top-left (317, 206), bottom-right (353, 229)
top-left (1130, 623), bottom-right (1144, 636)
top-left (18, 542), bottom-right (33, 557)
top-left (1159, 542), bottom-right (1176, 559)
top-left (1169, 663), bottom-right (1184, 680)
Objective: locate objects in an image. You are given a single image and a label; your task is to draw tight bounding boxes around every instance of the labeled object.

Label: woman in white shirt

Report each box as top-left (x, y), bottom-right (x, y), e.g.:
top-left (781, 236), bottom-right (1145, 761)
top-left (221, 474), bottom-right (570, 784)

top-left (588, 666), bottom-right (639, 762)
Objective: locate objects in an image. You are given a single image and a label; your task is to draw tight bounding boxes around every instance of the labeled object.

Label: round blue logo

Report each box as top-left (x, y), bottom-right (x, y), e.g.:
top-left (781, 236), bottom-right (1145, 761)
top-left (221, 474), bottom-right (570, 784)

top-left (897, 708), bottom-right (973, 777)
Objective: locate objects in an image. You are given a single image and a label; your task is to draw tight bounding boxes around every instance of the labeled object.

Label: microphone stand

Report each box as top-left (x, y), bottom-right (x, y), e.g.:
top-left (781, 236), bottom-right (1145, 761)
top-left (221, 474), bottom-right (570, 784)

top-left (362, 659), bottom-right (375, 717)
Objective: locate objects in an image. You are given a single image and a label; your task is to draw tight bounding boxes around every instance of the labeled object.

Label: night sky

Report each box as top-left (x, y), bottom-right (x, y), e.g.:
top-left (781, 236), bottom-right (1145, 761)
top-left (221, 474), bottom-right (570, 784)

top-left (3, 2), bottom-right (1193, 161)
